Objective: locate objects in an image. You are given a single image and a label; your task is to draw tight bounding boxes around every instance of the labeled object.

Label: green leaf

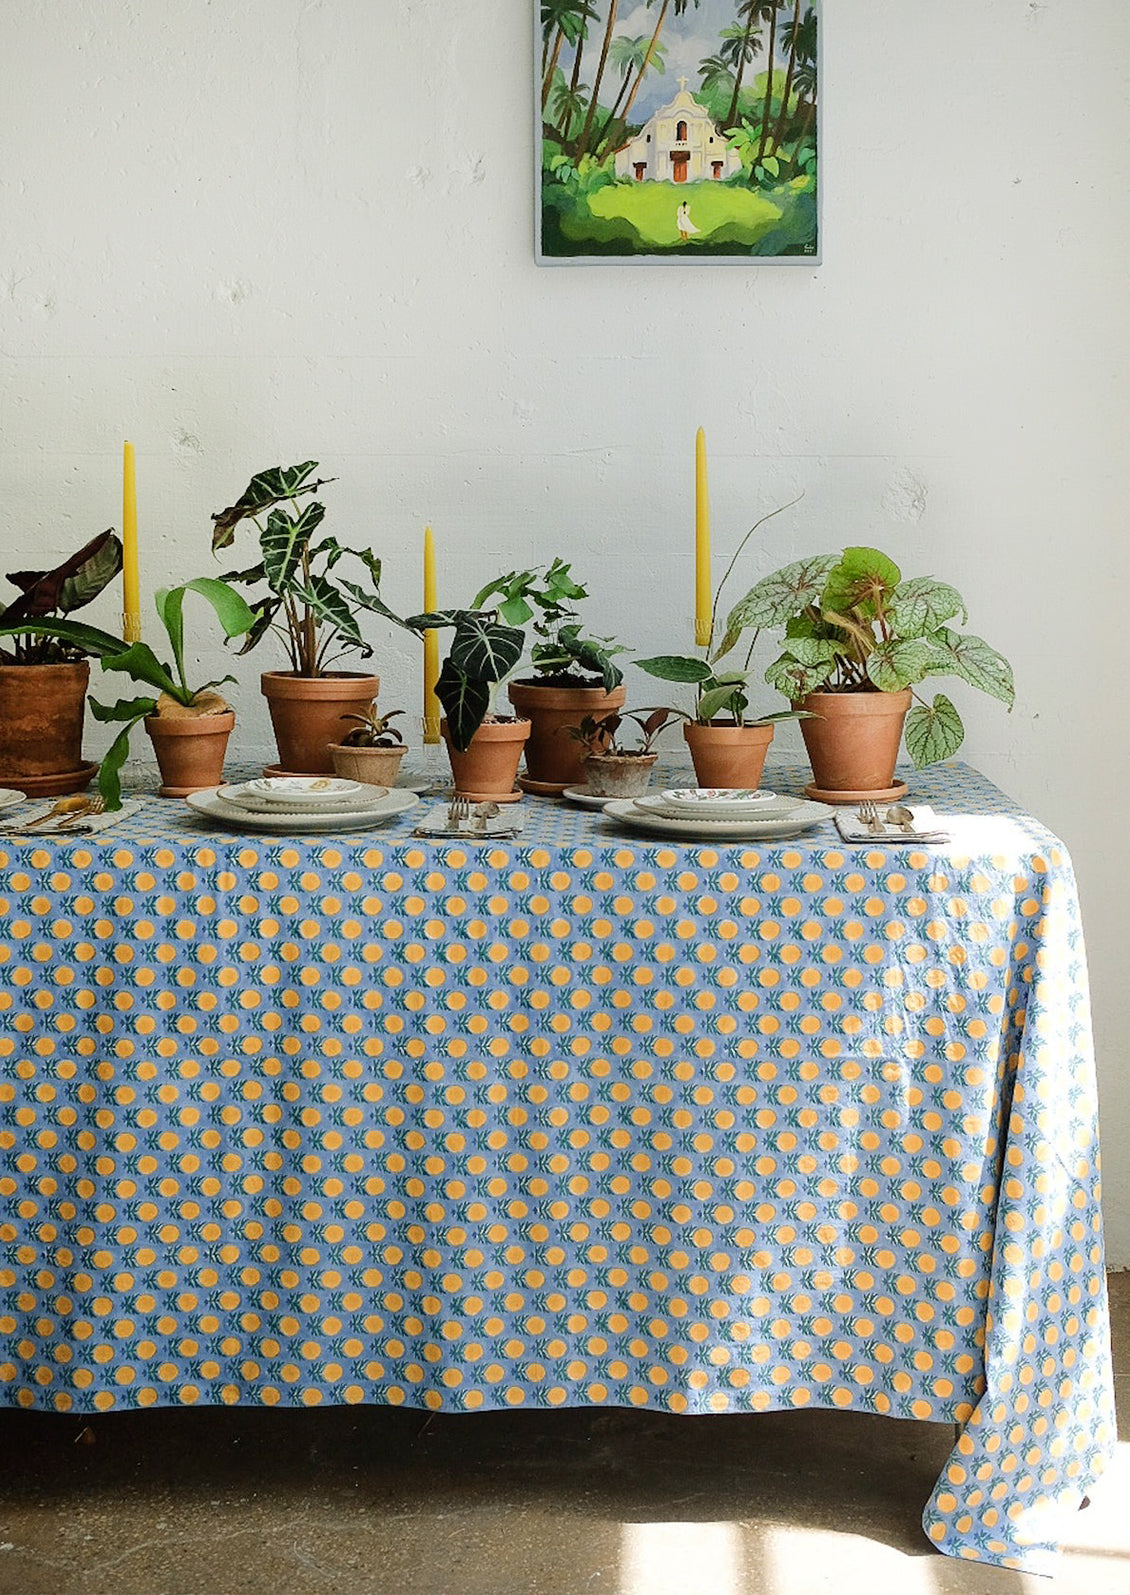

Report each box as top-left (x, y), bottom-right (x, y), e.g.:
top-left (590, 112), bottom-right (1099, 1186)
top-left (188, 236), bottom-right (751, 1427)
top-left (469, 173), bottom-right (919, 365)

top-left (635, 654), bottom-right (714, 683)
top-left (435, 659), bottom-right (491, 752)
top-left (696, 682), bottom-right (745, 722)
top-left (780, 636), bottom-right (838, 671)
top-left (709, 623), bottom-right (742, 664)
top-left (261, 501), bottom-right (326, 594)
top-left (234, 596), bottom-right (282, 657)
top-left (95, 721), bottom-right (141, 811)
top-left (726, 554), bottom-right (839, 631)
top-left (865, 637), bottom-right (933, 692)
top-left (887, 576), bottom-right (966, 638)
top-left (88, 694), bottom-right (158, 723)
top-left (1, 530), bottom-right (123, 625)
top-left (762, 156), bottom-right (780, 176)
top-left (449, 615), bottom-right (525, 684)
top-left (498, 594), bottom-right (534, 627)
top-left (927, 628), bottom-right (1015, 707)
top-left (764, 652), bottom-right (834, 700)
top-left (404, 610), bottom-right (464, 630)
top-left (210, 461), bottom-right (320, 551)
top-left (291, 574), bottom-right (364, 648)
top-left (572, 638), bottom-right (624, 691)
top-left (904, 693), bottom-right (965, 767)
top-left (821, 547), bottom-right (902, 616)
top-left (0, 616), bottom-right (130, 658)
top-left (337, 579), bottom-right (407, 632)
top-left (99, 641), bottom-right (180, 698)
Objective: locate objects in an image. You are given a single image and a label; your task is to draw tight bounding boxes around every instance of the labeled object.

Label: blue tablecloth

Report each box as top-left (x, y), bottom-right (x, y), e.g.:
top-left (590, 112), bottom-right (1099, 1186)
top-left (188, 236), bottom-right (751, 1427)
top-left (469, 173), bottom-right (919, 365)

top-left (0, 762), bottom-right (1115, 1573)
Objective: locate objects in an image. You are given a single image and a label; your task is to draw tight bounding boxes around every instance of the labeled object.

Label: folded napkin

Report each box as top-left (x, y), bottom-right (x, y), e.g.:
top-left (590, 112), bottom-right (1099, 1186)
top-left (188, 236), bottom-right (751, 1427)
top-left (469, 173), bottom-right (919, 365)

top-left (413, 802), bottom-right (524, 840)
top-left (834, 803), bottom-right (951, 844)
top-left (0, 797), bottom-right (144, 836)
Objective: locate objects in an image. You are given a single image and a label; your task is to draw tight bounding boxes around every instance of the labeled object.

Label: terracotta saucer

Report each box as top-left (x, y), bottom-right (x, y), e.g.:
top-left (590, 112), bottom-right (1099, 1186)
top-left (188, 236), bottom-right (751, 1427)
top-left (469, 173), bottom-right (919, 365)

top-left (262, 762), bottom-right (334, 779)
top-left (517, 775), bottom-right (569, 796)
top-left (1, 761), bottom-right (98, 798)
top-left (804, 780), bottom-right (909, 806)
top-left (452, 787), bottom-right (523, 805)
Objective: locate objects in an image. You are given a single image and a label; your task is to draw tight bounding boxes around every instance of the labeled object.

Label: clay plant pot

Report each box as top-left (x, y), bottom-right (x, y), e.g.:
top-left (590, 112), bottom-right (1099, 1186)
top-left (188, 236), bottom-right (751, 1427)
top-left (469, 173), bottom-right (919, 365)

top-left (583, 752), bottom-right (658, 799)
top-left (145, 711), bottom-right (236, 797)
top-left (328, 742), bottom-right (407, 787)
top-left (798, 688), bottom-right (911, 802)
top-left (442, 717), bottom-right (530, 804)
top-left (0, 660), bottom-right (97, 796)
top-left (261, 671), bottom-right (381, 775)
top-left (507, 681), bottom-right (627, 794)
top-left (683, 721), bottom-right (774, 790)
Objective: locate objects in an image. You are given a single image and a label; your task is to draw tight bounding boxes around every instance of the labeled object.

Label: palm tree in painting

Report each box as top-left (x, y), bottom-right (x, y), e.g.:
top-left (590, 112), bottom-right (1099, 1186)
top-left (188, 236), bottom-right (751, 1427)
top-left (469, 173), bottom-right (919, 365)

top-left (721, 10), bottom-right (765, 129)
top-left (615, 0), bottom-right (703, 137)
top-left (789, 7), bottom-right (818, 149)
top-left (574, 0), bottom-right (620, 159)
top-left (699, 50), bottom-right (735, 99)
top-left (743, 0), bottom-right (780, 162)
top-left (551, 77), bottom-right (591, 144)
top-left (595, 32), bottom-right (667, 158)
top-left (771, 0), bottom-right (804, 144)
top-left (541, 0), bottom-right (598, 113)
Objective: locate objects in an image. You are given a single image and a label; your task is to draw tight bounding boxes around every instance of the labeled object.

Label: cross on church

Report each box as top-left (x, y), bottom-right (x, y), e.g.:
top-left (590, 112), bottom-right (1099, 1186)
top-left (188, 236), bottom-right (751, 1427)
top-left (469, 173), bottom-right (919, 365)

top-left (678, 75), bottom-right (689, 92)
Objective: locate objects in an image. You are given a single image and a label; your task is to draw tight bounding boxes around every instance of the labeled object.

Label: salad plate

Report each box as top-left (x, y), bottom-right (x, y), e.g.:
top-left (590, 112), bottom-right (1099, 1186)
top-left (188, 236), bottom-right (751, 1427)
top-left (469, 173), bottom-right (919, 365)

top-left (236, 776), bottom-right (369, 807)
top-left (561, 786), bottom-right (616, 810)
top-left (187, 786), bottom-right (418, 833)
top-left (218, 778), bottom-right (384, 814)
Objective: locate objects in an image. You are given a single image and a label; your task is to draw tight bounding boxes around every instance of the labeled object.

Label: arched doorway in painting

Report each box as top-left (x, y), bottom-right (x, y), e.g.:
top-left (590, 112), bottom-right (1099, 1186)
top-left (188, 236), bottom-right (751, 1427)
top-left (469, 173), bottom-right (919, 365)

top-left (676, 120), bottom-right (688, 140)
top-left (671, 152), bottom-right (689, 183)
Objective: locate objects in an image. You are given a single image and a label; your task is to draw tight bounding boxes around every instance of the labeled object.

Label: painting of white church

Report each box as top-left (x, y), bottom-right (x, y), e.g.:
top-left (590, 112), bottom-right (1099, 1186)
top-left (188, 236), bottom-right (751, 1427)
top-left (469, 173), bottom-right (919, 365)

top-left (613, 80), bottom-right (742, 185)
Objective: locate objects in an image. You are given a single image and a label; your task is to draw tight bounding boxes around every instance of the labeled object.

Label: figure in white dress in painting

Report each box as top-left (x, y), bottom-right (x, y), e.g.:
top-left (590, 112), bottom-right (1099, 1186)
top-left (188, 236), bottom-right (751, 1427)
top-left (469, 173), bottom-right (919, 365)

top-left (676, 202), bottom-right (700, 242)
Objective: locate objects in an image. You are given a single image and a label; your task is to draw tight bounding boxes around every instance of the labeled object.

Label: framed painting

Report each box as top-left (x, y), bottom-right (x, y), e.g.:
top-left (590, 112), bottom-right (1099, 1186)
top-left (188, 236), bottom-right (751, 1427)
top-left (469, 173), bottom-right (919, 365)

top-left (536, 0), bottom-right (820, 265)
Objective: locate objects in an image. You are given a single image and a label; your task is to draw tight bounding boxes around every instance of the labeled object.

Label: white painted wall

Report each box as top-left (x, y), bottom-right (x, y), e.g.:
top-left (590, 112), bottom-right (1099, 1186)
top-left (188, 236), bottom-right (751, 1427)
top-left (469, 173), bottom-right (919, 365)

top-left (3, 2), bottom-right (1129, 1257)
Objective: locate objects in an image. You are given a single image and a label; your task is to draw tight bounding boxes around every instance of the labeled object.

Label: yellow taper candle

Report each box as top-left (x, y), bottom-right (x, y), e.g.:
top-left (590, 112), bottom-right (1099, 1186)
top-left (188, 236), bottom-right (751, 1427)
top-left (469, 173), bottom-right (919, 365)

top-left (695, 427), bottom-right (711, 648)
top-left (122, 441), bottom-right (141, 642)
top-left (423, 525), bottom-right (440, 744)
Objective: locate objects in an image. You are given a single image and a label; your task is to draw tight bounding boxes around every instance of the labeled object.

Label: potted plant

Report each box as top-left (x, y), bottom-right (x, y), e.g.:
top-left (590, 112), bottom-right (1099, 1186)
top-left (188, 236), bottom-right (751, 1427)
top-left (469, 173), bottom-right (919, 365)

top-left (737, 546), bottom-right (1015, 798)
top-left (211, 461), bottom-right (400, 774)
top-left (328, 706), bottom-right (408, 787)
top-left (403, 603), bottom-right (528, 800)
top-left (634, 499), bottom-right (810, 789)
top-left (566, 708), bottom-right (676, 799)
top-left (470, 559), bottom-right (629, 794)
top-left (2, 576), bottom-right (257, 805)
top-left (0, 530), bottom-right (123, 796)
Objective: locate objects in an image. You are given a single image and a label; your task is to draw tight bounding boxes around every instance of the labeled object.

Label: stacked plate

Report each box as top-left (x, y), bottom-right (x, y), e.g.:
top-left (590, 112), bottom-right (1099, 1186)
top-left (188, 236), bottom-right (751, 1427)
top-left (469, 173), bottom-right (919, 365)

top-left (0, 788), bottom-right (28, 815)
top-left (185, 775), bottom-right (419, 833)
top-left (602, 786), bottom-right (834, 840)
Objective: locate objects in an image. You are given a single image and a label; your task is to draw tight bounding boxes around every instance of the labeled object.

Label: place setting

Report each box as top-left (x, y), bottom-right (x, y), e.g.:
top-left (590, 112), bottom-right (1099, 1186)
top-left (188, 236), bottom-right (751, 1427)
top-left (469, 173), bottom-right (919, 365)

top-left (185, 775), bottom-right (419, 833)
top-left (598, 784), bottom-right (836, 840)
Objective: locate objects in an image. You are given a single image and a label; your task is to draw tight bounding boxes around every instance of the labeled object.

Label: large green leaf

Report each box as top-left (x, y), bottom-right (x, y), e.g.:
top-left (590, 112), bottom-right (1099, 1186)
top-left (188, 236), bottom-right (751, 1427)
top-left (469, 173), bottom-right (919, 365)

top-left (571, 637), bottom-right (625, 691)
top-left (821, 547), bottom-right (902, 617)
top-left (155, 577), bottom-right (256, 696)
top-left (96, 640), bottom-right (179, 697)
top-left (2, 530), bottom-right (124, 625)
top-left (338, 579), bottom-right (408, 632)
top-left (405, 609), bottom-right (464, 630)
top-left (234, 596), bottom-right (281, 657)
top-left (210, 461), bottom-right (320, 551)
top-left (696, 682), bottom-right (746, 722)
top-left (262, 501), bottom-right (325, 594)
top-left (764, 651), bottom-right (835, 700)
top-left (435, 659), bottom-right (491, 752)
top-left (89, 694), bottom-right (158, 723)
top-left (726, 554), bottom-right (839, 631)
top-left (0, 616), bottom-right (129, 659)
top-left (904, 693), bottom-right (965, 767)
top-left (449, 614), bottom-right (524, 684)
top-left (887, 576), bottom-right (966, 638)
top-left (635, 654), bottom-right (714, 684)
top-left (927, 627), bottom-right (1015, 706)
top-left (865, 637), bottom-right (933, 692)
top-left (291, 574), bottom-right (363, 648)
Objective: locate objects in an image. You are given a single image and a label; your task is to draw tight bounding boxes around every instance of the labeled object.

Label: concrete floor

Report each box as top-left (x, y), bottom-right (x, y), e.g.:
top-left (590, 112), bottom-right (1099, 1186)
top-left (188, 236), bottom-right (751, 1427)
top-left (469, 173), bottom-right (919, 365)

top-left (1, 1274), bottom-right (1127, 1595)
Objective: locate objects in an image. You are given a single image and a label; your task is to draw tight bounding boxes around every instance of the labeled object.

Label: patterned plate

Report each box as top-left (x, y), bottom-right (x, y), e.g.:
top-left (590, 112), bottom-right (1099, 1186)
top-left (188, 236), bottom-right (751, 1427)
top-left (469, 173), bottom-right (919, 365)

top-left (603, 796), bottom-right (834, 839)
top-left (187, 787), bottom-right (418, 833)
top-left (218, 780), bottom-right (388, 814)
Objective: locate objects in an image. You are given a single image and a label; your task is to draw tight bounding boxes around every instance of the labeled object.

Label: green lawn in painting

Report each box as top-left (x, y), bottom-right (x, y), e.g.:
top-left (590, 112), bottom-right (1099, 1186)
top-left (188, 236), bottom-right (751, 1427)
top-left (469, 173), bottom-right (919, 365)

top-left (588, 181), bottom-right (781, 249)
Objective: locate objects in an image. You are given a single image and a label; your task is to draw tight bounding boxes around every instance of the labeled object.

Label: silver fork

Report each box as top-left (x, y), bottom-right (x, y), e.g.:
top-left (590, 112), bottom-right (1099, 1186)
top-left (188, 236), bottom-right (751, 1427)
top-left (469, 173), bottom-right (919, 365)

top-left (857, 800), bottom-right (885, 836)
top-left (446, 794), bottom-right (471, 830)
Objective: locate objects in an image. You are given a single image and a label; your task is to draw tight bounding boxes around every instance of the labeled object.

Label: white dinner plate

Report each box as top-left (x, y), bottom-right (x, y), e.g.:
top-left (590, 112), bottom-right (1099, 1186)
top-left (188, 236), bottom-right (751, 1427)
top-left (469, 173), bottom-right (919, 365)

top-left (187, 786), bottom-right (419, 833)
top-left (602, 797), bottom-right (835, 840)
top-left (228, 776), bottom-right (371, 809)
top-left (0, 788), bottom-right (27, 810)
top-left (561, 786), bottom-right (616, 809)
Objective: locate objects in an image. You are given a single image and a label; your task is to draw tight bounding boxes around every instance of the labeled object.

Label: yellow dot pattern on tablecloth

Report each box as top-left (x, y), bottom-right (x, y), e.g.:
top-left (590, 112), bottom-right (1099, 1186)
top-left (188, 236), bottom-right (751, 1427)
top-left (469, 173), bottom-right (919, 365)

top-left (0, 762), bottom-right (1115, 1576)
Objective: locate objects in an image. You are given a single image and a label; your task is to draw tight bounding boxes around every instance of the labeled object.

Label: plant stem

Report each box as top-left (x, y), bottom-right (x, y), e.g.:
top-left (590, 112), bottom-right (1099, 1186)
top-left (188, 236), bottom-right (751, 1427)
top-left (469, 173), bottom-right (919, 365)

top-left (709, 492), bottom-right (804, 657)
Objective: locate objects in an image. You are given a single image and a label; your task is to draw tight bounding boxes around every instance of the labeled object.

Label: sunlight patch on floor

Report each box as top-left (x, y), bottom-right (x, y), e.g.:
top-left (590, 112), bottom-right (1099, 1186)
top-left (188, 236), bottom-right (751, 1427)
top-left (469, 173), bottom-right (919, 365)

top-left (619, 1520), bottom-right (745, 1595)
top-left (763, 1524), bottom-right (945, 1595)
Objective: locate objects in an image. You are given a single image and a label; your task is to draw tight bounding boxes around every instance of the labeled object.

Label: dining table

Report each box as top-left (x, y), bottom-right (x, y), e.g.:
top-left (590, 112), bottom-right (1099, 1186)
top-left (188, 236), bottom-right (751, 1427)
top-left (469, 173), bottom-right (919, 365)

top-left (0, 759), bottom-right (1115, 1575)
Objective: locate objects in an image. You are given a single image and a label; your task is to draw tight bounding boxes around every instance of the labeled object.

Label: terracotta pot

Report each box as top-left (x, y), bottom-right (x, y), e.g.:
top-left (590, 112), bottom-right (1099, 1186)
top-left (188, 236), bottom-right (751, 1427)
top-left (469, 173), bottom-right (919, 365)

top-left (442, 717), bottom-right (530, 803)
top-left (261, 671), bottom-right (381, 775)
top-left (0, 660), bottom-right (96, 795)
top-left (583, 752), bottom-right (658, 799)
top-left (507, 681), bottom-right (626, 793)
top-left (146, 711), bottom-right (236, 797)
top-left (798, 688), bottom-right (911, 795)
top-left (328, 742), bottom-right (407, 787)
top-left (683, 721), bottom-right (774, 789)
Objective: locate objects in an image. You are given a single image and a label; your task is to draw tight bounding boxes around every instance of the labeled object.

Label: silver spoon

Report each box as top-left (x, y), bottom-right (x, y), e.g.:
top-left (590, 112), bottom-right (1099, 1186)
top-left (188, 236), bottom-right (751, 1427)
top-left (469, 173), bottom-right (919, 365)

top-left (886, 803), bottom-right (916, 835)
